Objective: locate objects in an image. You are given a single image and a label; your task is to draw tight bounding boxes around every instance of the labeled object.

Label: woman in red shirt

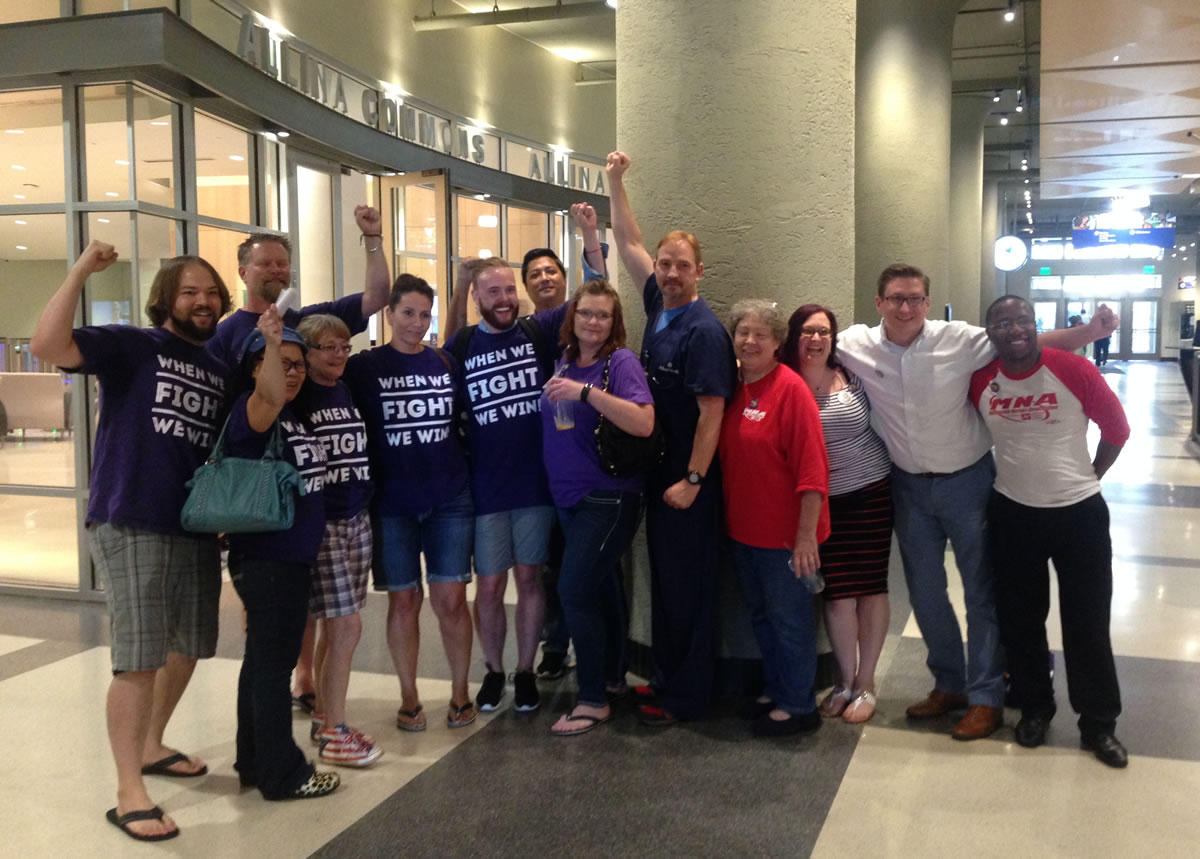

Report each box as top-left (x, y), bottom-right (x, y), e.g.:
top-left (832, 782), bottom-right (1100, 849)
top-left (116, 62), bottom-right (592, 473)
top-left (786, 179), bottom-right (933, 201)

top-left (718, 299), bottom-right (830, 737)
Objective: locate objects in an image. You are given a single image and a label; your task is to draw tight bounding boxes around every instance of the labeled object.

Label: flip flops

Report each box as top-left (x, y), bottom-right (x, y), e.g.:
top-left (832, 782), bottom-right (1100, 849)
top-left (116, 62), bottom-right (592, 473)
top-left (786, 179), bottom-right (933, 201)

top-left (447, 701), bottom-right (477, 729)
top-left (105, 806), bottom-right (179, 842)
top-left (141, 751), bottom-right (208, 778)
top-left (396, 704), bottom-right (427, 732)
top-left (292, 693), bottom-right (317, 714)
top-left (551, 708), bottom-right (612, 736)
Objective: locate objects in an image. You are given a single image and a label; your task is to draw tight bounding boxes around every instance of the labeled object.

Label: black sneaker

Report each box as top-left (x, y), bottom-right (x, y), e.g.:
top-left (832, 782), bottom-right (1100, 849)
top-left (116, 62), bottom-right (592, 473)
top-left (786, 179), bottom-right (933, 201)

top-left (513, 670), bottom-right (540, 712)
top-left (476, 669), bottom-right (506, 712)
top-left (536, 650), bottom-right (570, 680)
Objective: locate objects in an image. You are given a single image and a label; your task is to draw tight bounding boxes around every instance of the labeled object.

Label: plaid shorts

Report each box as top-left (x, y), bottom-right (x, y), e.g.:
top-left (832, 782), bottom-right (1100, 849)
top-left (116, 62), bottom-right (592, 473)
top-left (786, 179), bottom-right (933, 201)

top-left (87, 522), bottom-right (221, 673)
top-left (310, 508), bottom-right (372, 618)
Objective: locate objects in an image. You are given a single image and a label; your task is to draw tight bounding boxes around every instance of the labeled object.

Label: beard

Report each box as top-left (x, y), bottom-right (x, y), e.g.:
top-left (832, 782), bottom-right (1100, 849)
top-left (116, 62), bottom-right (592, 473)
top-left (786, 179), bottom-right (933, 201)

top-left (171, 308), bottom-right (217, 341)
top-left (478, 303), bottom-right (518, 330)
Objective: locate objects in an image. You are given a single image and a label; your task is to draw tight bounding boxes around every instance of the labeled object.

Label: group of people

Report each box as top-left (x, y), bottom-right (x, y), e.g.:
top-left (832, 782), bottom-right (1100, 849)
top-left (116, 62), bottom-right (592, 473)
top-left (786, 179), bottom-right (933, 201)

top-left (34, 149), bottom-right (1133, 844)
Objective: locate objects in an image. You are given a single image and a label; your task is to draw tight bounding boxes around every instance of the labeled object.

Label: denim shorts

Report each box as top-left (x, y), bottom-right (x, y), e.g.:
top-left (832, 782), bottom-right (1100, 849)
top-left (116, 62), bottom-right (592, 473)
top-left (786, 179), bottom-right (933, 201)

top-left (474, 505), bottom-right (555, 577)
top-left (373, 488), bottom-right (474, 591)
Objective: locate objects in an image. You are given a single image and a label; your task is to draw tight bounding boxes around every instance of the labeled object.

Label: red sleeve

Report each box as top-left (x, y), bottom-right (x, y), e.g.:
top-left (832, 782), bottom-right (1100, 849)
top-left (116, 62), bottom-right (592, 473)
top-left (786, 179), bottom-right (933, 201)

top-left (969, 360), bottom-right (1001, 411)
top-left (1041, 348), bottom-right (1130, 446)
top-left (783, 376), bottom-right (831, 542)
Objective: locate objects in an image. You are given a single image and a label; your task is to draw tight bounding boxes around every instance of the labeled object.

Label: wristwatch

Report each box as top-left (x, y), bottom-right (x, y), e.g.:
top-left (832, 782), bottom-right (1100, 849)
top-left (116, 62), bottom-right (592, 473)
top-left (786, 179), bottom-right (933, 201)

top-left (686, 470), bottom-right (703, 486)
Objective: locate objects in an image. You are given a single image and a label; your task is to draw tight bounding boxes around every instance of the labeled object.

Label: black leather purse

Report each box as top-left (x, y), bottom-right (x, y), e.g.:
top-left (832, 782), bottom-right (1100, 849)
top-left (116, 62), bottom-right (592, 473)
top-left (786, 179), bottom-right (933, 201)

top-left (593, 355), bottom-right (665, 477)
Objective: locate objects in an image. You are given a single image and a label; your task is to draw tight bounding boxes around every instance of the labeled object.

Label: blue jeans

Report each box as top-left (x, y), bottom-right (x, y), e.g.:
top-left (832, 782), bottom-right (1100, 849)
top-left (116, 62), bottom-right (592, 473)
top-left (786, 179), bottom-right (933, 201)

top-left (557, 490), bottom-right (641, 706)
top-left (891, 455), bottom-right (1004, 707)
top-left (228, 555), bottom-right (313, 799)
top-left (730, 541), bottom-right (818, 715)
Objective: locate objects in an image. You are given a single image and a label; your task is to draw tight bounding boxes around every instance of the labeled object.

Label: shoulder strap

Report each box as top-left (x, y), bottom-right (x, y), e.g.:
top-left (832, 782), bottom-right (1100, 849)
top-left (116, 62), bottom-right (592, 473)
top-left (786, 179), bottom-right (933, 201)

top-left (517, 316), bottom-right (555, 381)
top-left (432, 346), bottom-right (454, 376)
top-left (600, 354), bottom-right (613, 393)
top-left (447, 325), bottom-right (476, 367)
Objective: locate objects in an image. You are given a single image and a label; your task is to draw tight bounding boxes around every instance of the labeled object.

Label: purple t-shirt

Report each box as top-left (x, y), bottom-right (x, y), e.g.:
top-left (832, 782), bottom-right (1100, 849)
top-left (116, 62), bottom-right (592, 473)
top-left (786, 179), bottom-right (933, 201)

top-left (225, 394), bottom-right (327, 565)
top-left (344, 345), bottom-right (469, 518)
top-left (68, 325), bottom-right (228, 535)
top-left (207, 294), bottom-right (368, 368)
top-left (445, 311), bottom-right (566, 515)
top-left (302, 381), bottom-right (372, 520)
top-left (539, 348), bottom-right (654, 508)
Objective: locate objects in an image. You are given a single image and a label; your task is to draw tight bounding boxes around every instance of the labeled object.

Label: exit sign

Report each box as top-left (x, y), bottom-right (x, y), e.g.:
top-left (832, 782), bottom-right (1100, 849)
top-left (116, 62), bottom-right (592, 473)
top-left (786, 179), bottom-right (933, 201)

top-left (1143, 265), bottom-right (1156, 274)
top-left (1039, 266), bottom-right (1051, 275)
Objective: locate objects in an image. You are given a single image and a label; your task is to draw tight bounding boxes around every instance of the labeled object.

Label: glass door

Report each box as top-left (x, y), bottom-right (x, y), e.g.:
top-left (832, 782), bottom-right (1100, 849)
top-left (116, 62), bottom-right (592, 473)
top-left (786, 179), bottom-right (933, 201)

top-left (286, 152), bottom-right (339, 308)
top-left (380, 172), bottom-right (450, 346)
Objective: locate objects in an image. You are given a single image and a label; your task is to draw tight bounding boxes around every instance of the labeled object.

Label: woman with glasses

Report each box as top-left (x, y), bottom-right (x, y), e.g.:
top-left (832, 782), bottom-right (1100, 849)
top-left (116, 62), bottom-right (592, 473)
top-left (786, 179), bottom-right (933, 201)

top-left (540, 278), bottom-right (654, 736)
top-left (226, 310), bottom-right (340, 800)
top-left (781, 305), bottom-right (893, 724)
top-left (718, 299), bottom-right (830, 737)
top-left (343, 274), bottom-right (478, 732)
top-left (292, 314), bottom-right (381, 767)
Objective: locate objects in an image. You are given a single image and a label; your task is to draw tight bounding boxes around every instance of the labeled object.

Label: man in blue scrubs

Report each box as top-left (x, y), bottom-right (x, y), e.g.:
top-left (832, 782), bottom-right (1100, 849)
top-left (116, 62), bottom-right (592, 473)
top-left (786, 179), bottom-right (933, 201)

top-left (605, 151), bottom-right (737, 725)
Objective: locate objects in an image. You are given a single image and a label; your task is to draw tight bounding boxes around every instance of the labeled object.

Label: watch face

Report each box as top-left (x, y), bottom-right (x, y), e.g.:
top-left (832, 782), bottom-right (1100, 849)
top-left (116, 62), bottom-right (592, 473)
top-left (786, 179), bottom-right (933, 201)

top-left (994, 235), bottom-right (1029, 272)
top-left (687, 471), bottom-right (701, 485)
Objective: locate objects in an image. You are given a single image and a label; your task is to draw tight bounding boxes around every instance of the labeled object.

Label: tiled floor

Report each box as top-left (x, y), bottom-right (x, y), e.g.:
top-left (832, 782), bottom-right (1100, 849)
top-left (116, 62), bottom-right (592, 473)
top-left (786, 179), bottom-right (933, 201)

top-left (2, 359), bottom-right (1198, 857)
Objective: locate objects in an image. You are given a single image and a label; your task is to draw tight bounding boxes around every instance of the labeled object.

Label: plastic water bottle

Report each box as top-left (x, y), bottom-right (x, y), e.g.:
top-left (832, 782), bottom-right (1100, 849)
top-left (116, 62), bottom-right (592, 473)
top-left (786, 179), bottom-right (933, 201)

top-left (788, 557), bottom-right (825, 594)
top-left (552, 365), bottom-right (575, 430)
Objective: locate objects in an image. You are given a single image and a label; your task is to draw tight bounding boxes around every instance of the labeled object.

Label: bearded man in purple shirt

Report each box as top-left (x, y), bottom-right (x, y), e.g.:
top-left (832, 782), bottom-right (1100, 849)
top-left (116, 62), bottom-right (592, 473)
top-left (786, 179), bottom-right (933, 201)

top-left (32, 240), bottom-right (231, 842)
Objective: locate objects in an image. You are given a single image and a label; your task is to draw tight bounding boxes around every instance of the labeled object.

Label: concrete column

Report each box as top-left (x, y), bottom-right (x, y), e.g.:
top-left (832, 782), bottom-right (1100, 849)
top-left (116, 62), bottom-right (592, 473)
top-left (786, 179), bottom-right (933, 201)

top-left (615, 0), bottom-right (857, 334)
top-left (949, 94), bottom-right (989, 324)
top-left (615, 0), bottom-right (855, 674)
top-left (980, 178), bottom-right (1001, 320)
top-left (855, 0), bottom-right (961, 322)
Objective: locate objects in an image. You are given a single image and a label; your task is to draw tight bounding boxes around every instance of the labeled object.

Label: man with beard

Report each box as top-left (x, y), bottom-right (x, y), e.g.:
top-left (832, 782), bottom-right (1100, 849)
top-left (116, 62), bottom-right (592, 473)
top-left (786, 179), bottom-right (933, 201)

top-left (971, 296), bottom-right (1130, 768)
top-left (446, 258), bottom-right (567, 713)
top-left (206, 205), bottom-right (390, 367)
top-left (605, 151), bottom-right (738, 726)
top-left (31, 242), bottom-right (232, 842)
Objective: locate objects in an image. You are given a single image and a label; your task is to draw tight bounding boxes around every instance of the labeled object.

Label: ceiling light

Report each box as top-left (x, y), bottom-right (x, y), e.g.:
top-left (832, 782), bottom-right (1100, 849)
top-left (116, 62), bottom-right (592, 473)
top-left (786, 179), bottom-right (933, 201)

top-left (276, 130), bottom-right (290, 138)
top-left (993, 90), bottom-right (1001, 103)
top-left (229, 154), bottom-right (245, 161)
top-left (999, 115), bottom-right (1009, 126)
top-left (1112, 55), bottom-right (1120, 62)
top-left (477, 214), bottom-right (498, 228)
top-left (105, 191), bottom-right (119, 197)
top-left (149, 120), bottom-right (168, 126)
top-left (97, 218), bottom-right (110, 223)
top-left (1004, 1), bottom-right (1015, 22)
top-left (478, 249), bottom-right (493, 259)
top-left (1021, 163), bottom-right (1029, 171)
top-left (14, 219), bottom-right (26, 224)
top-left (1024, 179), bottom-right (1030, 184)
top-left (5, 129), bottom-right (24, 134)
top-left (15, 245), bottom-right (27, 250)
top-left (605, 0), bottom-right (617, 8)
top-left (115, 159), bottom-right (129, 166)
top-left (11, 164), bottom-right (25, 170)
top-left (13, 193), bottom-right (25, 199)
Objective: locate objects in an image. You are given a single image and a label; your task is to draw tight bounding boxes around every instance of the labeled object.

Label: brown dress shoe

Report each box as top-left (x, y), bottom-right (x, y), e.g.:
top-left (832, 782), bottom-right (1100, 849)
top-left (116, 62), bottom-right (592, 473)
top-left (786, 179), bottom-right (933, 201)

top-left (951, 705), bottom-right (1003, 740)
top-left (905, 690), bottom-right (969, 719)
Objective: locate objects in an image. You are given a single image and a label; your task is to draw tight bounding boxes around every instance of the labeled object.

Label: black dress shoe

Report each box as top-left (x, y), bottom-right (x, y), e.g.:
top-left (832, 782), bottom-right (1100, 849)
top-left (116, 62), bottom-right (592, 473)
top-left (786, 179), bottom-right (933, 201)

top-left (1014, 714), bottom-right (1052, 748)
top-left (752, 709), bottom-right (820, 738)
top-left (1081, 732), bottom-right (1129, 769)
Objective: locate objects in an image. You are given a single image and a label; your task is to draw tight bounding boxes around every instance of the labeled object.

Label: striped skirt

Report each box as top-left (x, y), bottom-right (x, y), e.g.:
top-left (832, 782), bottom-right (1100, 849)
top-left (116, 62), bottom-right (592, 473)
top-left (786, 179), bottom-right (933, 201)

top-left (819, 475), bottom-right (893, 601)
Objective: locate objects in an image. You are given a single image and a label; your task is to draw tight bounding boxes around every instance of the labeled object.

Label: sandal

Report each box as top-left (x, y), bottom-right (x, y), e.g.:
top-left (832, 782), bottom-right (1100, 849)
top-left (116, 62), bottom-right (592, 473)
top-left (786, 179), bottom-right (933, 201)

top-left (447, 700), bottom-right (477, 729)
top-left (551, 707), bottom-right (612, 736)
top-left (843, 690), bottom-right (877, 724)
top-left (292, 692), bottom-right (317, 714)
top-left (396, 704), bottom-right (427, 732)
top-left (819, 685), bottom-right (852, 718)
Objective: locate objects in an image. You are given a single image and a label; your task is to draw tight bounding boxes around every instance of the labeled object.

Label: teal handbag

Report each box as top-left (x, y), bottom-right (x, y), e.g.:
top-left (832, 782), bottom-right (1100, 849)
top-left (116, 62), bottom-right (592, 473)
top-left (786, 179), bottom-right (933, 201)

top-left (180, 416), bottom-right (301, 534)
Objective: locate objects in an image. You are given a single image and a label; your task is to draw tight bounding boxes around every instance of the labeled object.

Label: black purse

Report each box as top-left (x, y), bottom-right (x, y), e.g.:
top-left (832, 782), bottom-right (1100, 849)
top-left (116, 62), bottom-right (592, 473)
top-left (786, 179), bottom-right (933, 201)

top-left (593, 355), bottom-right (665, 477)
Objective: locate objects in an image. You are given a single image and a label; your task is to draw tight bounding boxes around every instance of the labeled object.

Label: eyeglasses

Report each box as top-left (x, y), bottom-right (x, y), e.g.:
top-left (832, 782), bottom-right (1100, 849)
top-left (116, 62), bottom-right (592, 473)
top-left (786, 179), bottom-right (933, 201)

top-left (800, 326), bottom-right (832, 338)
top-left (281, 359), bottom-right (307, 374)
top-left (882, 295), bottom-right (928, 308)
top-left (576, 309), bottom-right (613, 322)
top-left (987, 316), bottom-right (1035, 331)
top-left (312, 343), bottom-right (352, 355)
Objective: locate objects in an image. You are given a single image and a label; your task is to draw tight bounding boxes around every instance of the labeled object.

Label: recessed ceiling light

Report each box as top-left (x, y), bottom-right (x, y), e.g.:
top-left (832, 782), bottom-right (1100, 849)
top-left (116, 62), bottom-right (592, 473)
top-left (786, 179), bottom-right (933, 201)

top-left (11, 164), bottom-right (25, 170)
top-left (276, 130), bottom-right (290, 138)
top-left (115, 159), bottom-right (129, 166)
top-left (150, 120), bottom-right (168, 126)
top-left (1000, 116), bottom-right (1009, 126)
top-left (97, 218), bottom-right (110, 223)
top-left (14, 219), bottom-right (26, 225)
top-left (229, 154), bottom-right (245, 161)
top-left (105, 191), bottom-right (119, 197)
top-left (1113, 55), bottom-right (1120, 62)
top-left (4, 129), bottom-right (24, 134)
top-left (15, 245), bottom-right (27, 250)
top-left (13, 193), bottom-right (25, 199)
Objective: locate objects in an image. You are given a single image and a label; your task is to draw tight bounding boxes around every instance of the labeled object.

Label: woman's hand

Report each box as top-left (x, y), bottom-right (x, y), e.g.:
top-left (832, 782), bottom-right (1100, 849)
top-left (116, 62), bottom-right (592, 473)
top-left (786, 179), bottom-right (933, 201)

top-left (792, 535), bottom-right (820, 578)
top-left (544, 375), bottom-right (585, 403)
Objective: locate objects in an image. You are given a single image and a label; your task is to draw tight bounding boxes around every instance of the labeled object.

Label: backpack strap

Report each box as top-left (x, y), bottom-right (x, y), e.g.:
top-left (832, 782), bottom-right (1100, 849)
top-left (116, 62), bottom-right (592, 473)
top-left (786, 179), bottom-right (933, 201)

top-left (517, 316), bottom-right (555, 381)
